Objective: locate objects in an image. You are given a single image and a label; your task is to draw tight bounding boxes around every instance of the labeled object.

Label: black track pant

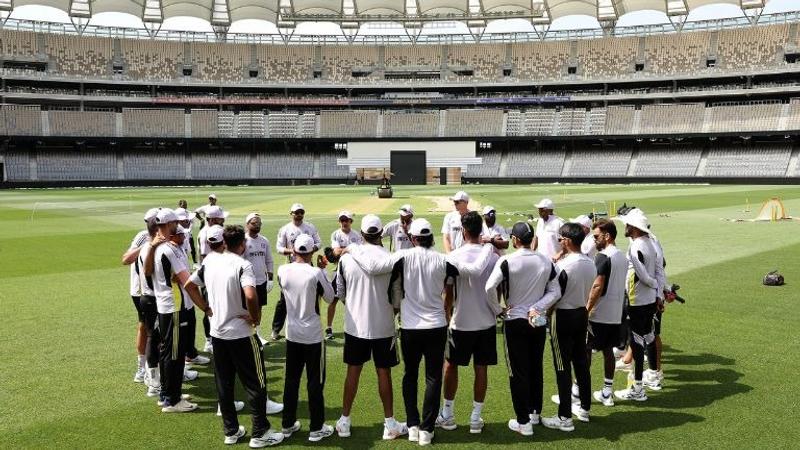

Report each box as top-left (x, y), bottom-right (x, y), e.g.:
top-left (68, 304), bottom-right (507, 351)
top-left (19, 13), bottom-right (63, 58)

top-left (282, 340), bottom-right (326, 431)
top-left (504, 318), bottom-right (546, 425)
top-left (186, 306), bottom-right (199, 359)
top-left (271, 293), bottom-right (287, 334)
top-left (140, 295), bottom-right (160, 369)
top-left (628, 303), bottom-right (658, 381)
top-left (158, 309), bottom-right (190, 406)
top-left (213, 335), bottom-right (270, 438)
top-left (401, 327), bottom-right (447, 432)
top-left (550, 308), bottom-right (591, 416)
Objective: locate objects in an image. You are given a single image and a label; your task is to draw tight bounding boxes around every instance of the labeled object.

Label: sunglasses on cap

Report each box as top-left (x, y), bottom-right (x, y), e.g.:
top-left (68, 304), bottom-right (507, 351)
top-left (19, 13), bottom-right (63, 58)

top-left (292, 210), bottom-right (305, 215)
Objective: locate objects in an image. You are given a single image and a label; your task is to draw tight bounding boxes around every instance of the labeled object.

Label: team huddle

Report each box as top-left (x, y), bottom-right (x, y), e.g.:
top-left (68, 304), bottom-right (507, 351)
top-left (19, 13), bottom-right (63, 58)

top-left (122, 191), bottom-right (673, 447)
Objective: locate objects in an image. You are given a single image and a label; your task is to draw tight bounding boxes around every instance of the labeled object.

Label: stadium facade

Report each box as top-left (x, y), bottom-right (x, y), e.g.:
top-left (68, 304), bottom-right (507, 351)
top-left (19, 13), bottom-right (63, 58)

top-left (1, 2), bottom-right (800, 186)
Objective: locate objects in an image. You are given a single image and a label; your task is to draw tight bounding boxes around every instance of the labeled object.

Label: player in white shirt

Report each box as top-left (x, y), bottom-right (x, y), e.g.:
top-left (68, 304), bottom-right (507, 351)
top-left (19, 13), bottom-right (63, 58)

top-left (271, 203), bottom-right (322, 341)
top-left (193, 193), bottom-right (218, 227)
top-left (532, 198), bottom-right (565, 261)
top-left (442, 191), bottom-right (471, 253)
top-left (184, 225), bottom-right (285, 448)
top-left (175, 207), bottom-right (197, 264)
top-left (438, 212), bottom-right (500, 434)
top-left (325, 211), bottom-right (362, 341)
top-left (333, 215), bottom-right (408, 441)
top-left (485, 222), bottom-right (561, 437)
top-left (480, 205), bottom-right (510, 255)
top-left (276, 234), bottom-right (336, 442)
top-left (196, 205), bottom-right (228, 351)
top-left (244, 213), bottom-right (275, 344)
top-left (382, 204), bottom-right (414, 252)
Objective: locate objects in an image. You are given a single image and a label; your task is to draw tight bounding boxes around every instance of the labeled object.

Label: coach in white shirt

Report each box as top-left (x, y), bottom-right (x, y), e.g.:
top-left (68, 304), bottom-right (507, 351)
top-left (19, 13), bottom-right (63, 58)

top-left (532, 198), bottom-right (564, 261)
top-left (194, 193), bottom-right (218, 225)
top-left (326, 211), bottom-right (362, 341)
top-left (442, 191), bottom-right (471, 253)
top-left (480, 205), bottom-right (509, 255)
top-left (382, 204), bottom-right (414, 252)
top-left (277, 234), bottom-right (336, 442)
top-left (198, 205), bottom-right (228, 260)
top-left (244, 213), bottom-right (275, 342)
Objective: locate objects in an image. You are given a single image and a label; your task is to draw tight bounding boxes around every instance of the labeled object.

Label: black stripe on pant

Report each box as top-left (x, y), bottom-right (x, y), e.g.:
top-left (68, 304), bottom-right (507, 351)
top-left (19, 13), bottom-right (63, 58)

top-left (628, 302), bottom-right (657, 381)
top-left (158, 308), bottom-right (190, 406)
top-left (504, 318), bottom-right (546, 424)
top-left (282, 340), bottom-right (326, 431)
top-left (213, 335), bottom-right (269, 438)
top-left (271, 293), bottom-right (287, 334)
top-left (401, 326), bottom-right (447, 432)
top-left (550, 308), bottom-right (591, 416)
top-left (140, 295), bottom-right (160, 369)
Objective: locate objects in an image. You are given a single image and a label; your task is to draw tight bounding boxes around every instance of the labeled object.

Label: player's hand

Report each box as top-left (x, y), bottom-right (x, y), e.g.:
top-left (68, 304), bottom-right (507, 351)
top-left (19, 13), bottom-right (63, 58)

top-left (238, 314), bottom-right (256, 326)
top-left (151, 235), bottom-right (167, 247)
top-left (317, 255), bottom-right (328, 269)
top-left (266, 280), bottom-right (274, 293)
top-left (204, 307), bottom-right (213, 318)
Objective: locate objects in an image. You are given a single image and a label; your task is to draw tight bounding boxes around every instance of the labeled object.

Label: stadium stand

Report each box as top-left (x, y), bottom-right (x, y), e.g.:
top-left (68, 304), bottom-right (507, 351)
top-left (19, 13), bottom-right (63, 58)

top-left (120, 39), bottom-right (184, 81)
top-left (577, 36), bottom-right (637, 78)
top-left (787, 99), bottom-right (800, 131)
top-left (49, 110), bottom-right (115, 137)
top-left (382, 112), bottom-right (440, 137)
top-left (448, 43), bottom-right (505, 81)
top-left (256, 45), bottom-right (314, 83)
top-left (567, 149), bottom-right (632, 177)
top-left (45, 34), bottom-right (112, 77)
top-left (1, 105), bottom-right (42, 136)
top-left (505, 148), bottom-right (566, 177)
top-left (605, 106), bottom-right (636, 135)
top-left (321, 46), bottom-right (380, 82)
top-left (4, 151), bottom-right (30, 181)
top-left (644, 32), bottom-right (709, 75)
top-left (510, 41), bottom-right (570, 80)
top-left (0, 29), bottom-right (37, 59)
top-left (704, 144), bottom-right (792, 177)
top-left (706, 102), bottom-right (782, 133)
top-left (466, 150), bottom-right (502, 177)
top-left (190, 110), bottom-right (219, 138)
top-left (319, 111), bottom-right (379, 138)
top-left (717, 24), bottom-right (789, 70)
top-left (238, 111), bottom-right (266, 138)
top-left (444, 109), bottom-right (503, 137)
top-left (37, 151), bottom-right (117, 181)
top-left (122, 108), bottom-right (185, 138)
top-left (587, 108), bottom-right (607, 135)
top-left (522, 109), bottom-right (557, 136)
top-left (192, 151), bottom-right (251, 179)
top-left (555, 109), bottom-right (587, 136)
top-left (633, 148), bottom-right (703, 177)
top-left (385, 45), bottom-right (441, 68)
top-left (123, 152), bottom-right (186, 180)
top-left (639, 103), bottom-right (705, 134)
top-left (505, 110), bottom-right (523, 136)
top-left (256, 152), bottom-right (314, 179)
top-left (194, 42), bottom-right (249, 82)
top-left (319, 151), bottom-right (349, 178)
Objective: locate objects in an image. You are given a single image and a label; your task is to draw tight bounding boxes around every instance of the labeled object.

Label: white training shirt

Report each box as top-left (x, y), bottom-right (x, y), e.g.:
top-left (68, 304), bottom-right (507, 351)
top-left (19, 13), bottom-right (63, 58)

top-left (591, 244), bottom-right (628, 324)
top-left (535, 215), bottom-right (565, 260)
top-left (194, 203), bottom-right (214, 218)
top-left (278, 262), bottom-right (335, 344)
top-left (189, 251), bottom-right (257, 340)
top-left (448, 243), bottom-right (500, 331)
top-left (650, 235), bottom-right (668, 300)
top-left (481, 222), bottom-right (509, 255)
top-left (331, 228), bottom-right (362, 249)
top-left (336, 244), bottom-right (396, 339)
top-left (441, 210), bottom-right (469, 251)
top-left (172, 243), bottom-right (194, 309)
top-left (552, 252), bottom-right (597, 310)
top-left (277, 221), bottom-right (321, 262)
top-left (129, 230), bottom-right (149, 296)
top-left (382, 219), bottom-right (414, 252)
top-left (245, 233), bottom-right (274, 285)
top-left (485, 248), bottom-right (561, 320)
top-left (137, 241), bottom-right (154, 297)
top-left (626, 236), bottom-right (659, 306)
top-left (198, 226), bottom-right (210, 257)
top-left (181, 229), bottom-right (193, 260)
top-left (153, 242), bottom-right (190, 314)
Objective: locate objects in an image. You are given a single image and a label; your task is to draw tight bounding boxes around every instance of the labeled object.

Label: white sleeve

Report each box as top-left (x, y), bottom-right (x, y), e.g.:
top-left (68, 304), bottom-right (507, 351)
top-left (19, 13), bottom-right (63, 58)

top-left (440, 214), bottom-right (450, 234)
top-left (166, 245), bottom-right (189, 275)
top-left (484, 258), bottom-right (505, 315)
top-left (311, 225), bottom-right (322, 250)
top-left (264, 238), bottom-right (274, 273)
top-left (331, 231), bottom-right (341, 249)
top-left (240, 262), bottom-right (256, 288)
top-left (628, 242), bottom-right (658, 289)
top-left (347, 247), bottom-right (401, 275)
top-left (188, 265), bottom-right (205, 287)
top-left (276, 227), bottom-right (289, 254)
top-left (317, 268), bottom-right (335, 303)
top-left (448, 244), bottom-right (494, 276)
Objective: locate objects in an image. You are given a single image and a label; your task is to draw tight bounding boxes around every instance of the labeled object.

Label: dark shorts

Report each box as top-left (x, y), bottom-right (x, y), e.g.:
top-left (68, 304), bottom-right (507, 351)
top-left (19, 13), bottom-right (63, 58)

top-left (131, 295), bottom-right (145, 323)
top-left (343, 333), bottom-right (399, 369)
top-left (256, 282), bottom-right (267, 307)
top-left (654, 310), bottom-right (663, 336)
top-left (446, 326), bottom-right (497, 367)
top-left (587, 321), bottom-right (621, 350)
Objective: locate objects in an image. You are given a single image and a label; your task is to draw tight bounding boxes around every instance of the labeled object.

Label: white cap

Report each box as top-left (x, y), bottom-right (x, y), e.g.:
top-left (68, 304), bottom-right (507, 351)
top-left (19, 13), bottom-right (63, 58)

top-left (338, 210), bottom-right (353, 220)
top-left (290, 203), bottom-right (305, 213)
top-left (451, 191), bottom-right (470, 202)
top-left (571, 215), bottom-right (593, 229)
top-left (245, 212), bottom-right (261, 224)
top-left (293, 234), bottom-right (316, 254)
top-left (361, 214), bottom-right (383, 234)
top-left (409, 218), bottom-right (433, 237)
top-left (206, 225), bottom-right (224, 244)
top-left (482, 205), bottom-right (496, 215)
top-left (174, 208), bottom-right (190, 221)
top-left (617, 213), bottom-right (650, 234)
top-left (206, 205), bottom-right (229, 219)
top-left (144, 208), bottom-right (160, 222)
top-left (626, 208), bottom-right (646, 217)
top-left (535, 198), bottom-right (555, 209)
top-left (398, 204), bottom-right (414, 217)
top-left (156, 208), bottom-right (178, 224)
top-left (208, 193), bottom-right (217, 199)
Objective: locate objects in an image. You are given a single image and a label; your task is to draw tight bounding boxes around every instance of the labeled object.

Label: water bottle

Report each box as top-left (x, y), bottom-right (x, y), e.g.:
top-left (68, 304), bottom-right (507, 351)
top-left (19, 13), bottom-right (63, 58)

top-left (529, 312), bottom-right (547, 328)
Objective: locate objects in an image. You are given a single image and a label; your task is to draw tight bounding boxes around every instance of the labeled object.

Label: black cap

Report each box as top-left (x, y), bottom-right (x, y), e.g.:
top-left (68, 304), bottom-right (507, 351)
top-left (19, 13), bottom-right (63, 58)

top-left (511, 222), bottom-right (534, 242)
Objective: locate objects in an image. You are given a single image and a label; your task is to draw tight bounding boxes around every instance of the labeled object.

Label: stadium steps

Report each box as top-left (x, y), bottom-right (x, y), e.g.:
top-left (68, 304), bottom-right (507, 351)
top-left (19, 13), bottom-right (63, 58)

top-left (695, 149), bottom-right (709, 176)
top-left (186, 152), bottom-right (193, 179)
top-left (626, 149), bottom-right (639, 176)
top-left (498, 149), bottom-right (509, 177)
top-left (787, 147), bottom-right (800, 177)
top-left (561, 150), bottom-right (573, 177)
top-left (779, 104), bottom-right (791, 131)
top-left (312, 152), bottom-right (320, 178)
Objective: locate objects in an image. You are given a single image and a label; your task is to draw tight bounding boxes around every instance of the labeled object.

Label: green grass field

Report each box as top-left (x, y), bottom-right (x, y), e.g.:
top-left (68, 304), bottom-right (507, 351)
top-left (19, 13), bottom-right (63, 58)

top-left (2, 183), bottom-right (799, 449)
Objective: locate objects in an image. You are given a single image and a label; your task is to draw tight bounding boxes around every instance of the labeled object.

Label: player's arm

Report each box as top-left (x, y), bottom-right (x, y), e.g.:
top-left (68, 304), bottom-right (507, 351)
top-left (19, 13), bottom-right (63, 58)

top-left (629, 244), bottom-right (658, 289)
top-left (189, 236), bottom-right (197, 263)
top-left (317, 269), bottom-right (336, 304)
top-left (184, 268), bottom-right (211, 316)
top-left (492, 234), bottom-right (510, 250)
top-left (586, 274), bottom-right (605, 314)
top-left (484, 259), bottom-right (506, 316)
top-left (241, 264), bottom-right (260, 325)
top-left (348, 247), bottom-right (400, 275)
top-left (122, 246), bottom-right (141, 265)
top-left (532, 236), bottom-right (539, 251)
top-left (144, 236), bottom-right (167, 276)
top-left (531, 264), bottom-right (562, 315)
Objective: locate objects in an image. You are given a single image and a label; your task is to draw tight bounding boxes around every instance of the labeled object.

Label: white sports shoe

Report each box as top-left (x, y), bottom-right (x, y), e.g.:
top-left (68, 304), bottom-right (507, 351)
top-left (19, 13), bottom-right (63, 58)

top-left (614, 387), bottom-right (648, 401)
top-left (335, 417), bottom-right (351, 438)
top-left (508, 419), bottom-right (533, 436)
top-left (419, 430), bottom-right (434, 446)
top-left (571, 404), bottom-right (590, 423)
top-left (643, 369), bottom-right (664, 390)
top-left (593, 390), bottom-right (615, 407)
top-left (224, 426), bottom-right (247, 445)
top-left (203, 339), bottom-right (213, 353)
top-left (435, 412), bottom-right (457, 430)
top-left (529, 412), bottom-right (541, 425)
top-left (469, 417), bottom-right (484, 434)
top-left (550, 394), bottom-right (580, 405)
top-left (133, 367), bottom-right (146, 383)
top-left (249, 430), bottom-right (284, 448)
top-left (615, 359), bottom-right (633, 372)
top-left (383, 420), bottom-right (408, 440)
top-left (146, 385), bottom-right (161, 398)
top-left (282, 420), bottom-right (300, 437)
top-left (158, 393), bottom-right (192, 407)
top-left (161, 399), bottom-right (198, 413)
top-left (613, 347), bottom-right (627, 360)
top-left (541, 415), bottom-right (575, 432)
top-left (183, 369), bottom-right (199, 381)
top-left (408, 426), bottom-right (419, 442)
top-left (186, 354), bottom-right (210, 365)
top-left (266, 398), bottom-right (283, 415)
top-left (308, 424), bottom-right (334, 442)
top-left (216, 401), bottom-right (245, 416)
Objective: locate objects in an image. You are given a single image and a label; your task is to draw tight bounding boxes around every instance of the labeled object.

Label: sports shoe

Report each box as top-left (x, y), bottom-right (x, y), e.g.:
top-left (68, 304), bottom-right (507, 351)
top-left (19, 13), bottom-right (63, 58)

top-left (308, 424), bottom-right (334, 442)
top-left (550, 394), bottom-right (580, 405)
top-left (613, 347), bottom-right (627, 360)
top-left (435, 412), bottom-right (457, 430)
top-left (133, 367), bottom-right (146, 383)
top-left (249, 430), bottom-right (284, 448)
top-left (158, 393), bottom-right (192, 407)
top-left (615, 359), bottom-right (632, 372)
top-left (508, 419), bottom-right (533, 436)
top-left (186, 354), bottom-right (210, 365)
top-left (335, 417), bottom-right (351, 438)
top-left (325, 328), bottom-right (335, 341)
top-left (541, 415), bottom-right (575, 432)
top-left (419, 430), bottom-right (434, 446)
top-left (614, 387), bottom-right (648, 401)
top-left (270, 331), bottom-right (282, 341)
top-left (469, 417), bottom-right (484, 434)
top-left (216, 401), bottom-right (245, 416)
top-left (571, 404), bottom-right (590, 423)
top-left (224, 425), bottom-right (246, 445)
top-left (529, 412), bottom-right (541, 425)
top-left (593, 390), bottom-right (615, 407)
top-left (146, 385), bottom-right (161, 397)
top-left (203, 339), bottom-right (213, 353)
top-left (408, 426), bottom-right (419, 442)
top-left (183, 369), bottom-right (199, 382)
top-left (643, 369), bottom-right (663, 391)
top-left (383, 420), bottom-right (408, 440)
top-left (161, 399), bottom-right (198, 413)
top-left (282, 420), bottom-right (300, 437)
top-left (266, 398), bottom-right (283, 415)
